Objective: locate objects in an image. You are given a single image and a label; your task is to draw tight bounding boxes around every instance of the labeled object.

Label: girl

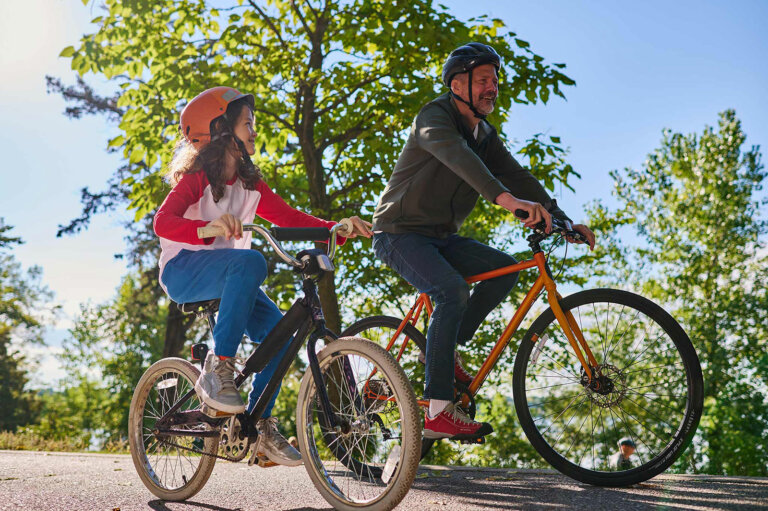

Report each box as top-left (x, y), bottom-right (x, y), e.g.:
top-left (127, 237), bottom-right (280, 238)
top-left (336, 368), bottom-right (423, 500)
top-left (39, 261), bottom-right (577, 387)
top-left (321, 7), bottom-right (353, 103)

top-left (154, 86), bottom-right (372, 466)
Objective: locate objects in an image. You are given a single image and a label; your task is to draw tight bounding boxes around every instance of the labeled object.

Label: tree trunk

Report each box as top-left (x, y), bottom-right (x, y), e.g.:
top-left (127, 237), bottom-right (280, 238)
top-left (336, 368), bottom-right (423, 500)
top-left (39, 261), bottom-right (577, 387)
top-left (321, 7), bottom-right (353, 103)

top-left (162, 301), bottom-right (190, 358)
top-left (318, 271), bottom-right (342, 334)
top-left (297, 14), bottom-right (341, 334)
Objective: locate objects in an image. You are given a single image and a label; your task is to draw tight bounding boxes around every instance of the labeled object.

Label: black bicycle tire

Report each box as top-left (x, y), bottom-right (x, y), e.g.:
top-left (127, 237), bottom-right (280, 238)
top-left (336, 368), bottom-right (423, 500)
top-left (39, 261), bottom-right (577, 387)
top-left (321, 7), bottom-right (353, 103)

top-left (342, 316), bottom-right (437, 459)
top-left (128, 357), bottom-right (219, 500)
top-left (296, 337), bottom-right (421, 511)
top-left (512, 288), bottom-right (704, 486)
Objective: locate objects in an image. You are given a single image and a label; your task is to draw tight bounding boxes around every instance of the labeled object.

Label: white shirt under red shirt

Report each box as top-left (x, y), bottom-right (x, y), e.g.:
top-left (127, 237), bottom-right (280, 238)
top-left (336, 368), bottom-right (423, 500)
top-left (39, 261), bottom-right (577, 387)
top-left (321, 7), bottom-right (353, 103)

top-left (154, 171), bottom-right (339, 292)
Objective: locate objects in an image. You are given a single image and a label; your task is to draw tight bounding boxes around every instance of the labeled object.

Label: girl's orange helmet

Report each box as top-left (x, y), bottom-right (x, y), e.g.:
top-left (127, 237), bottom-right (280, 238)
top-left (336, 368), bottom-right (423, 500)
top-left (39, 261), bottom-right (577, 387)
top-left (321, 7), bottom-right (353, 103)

top-left (179, 86), bottom-right (254, 149)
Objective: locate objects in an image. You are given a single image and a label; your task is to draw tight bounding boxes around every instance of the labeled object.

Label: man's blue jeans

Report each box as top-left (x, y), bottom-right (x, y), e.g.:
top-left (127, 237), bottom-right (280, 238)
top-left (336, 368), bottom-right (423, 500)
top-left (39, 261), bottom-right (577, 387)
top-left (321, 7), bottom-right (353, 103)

top-left (373, 232), bottom-right (519, 401)
top-left (161, 248), bottom-right (291, 418)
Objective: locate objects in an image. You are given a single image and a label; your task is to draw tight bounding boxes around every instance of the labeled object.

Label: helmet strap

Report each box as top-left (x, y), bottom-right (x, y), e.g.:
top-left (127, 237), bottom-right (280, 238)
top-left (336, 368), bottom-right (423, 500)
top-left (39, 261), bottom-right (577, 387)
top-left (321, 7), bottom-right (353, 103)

top-left (233, 136), bottom-right (255, 174)
top-left (450, 69), bottom-right (487, 120)
top-left (210, 131), bottom-right (231, 142)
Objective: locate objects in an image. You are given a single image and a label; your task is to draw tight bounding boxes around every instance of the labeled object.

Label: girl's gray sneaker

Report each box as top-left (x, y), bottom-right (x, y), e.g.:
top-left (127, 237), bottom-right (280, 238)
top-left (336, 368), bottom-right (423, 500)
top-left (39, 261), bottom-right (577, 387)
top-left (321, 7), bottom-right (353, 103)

top-left (251, 416), bottom-right (302, 466)
top-left (194, 352), bottom-right (246, 414)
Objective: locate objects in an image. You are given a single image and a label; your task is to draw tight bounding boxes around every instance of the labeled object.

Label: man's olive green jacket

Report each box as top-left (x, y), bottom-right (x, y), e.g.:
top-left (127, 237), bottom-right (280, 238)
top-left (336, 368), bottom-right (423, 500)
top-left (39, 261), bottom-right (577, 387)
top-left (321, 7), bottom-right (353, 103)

top-left (372, 93), bottom-right (569, 238)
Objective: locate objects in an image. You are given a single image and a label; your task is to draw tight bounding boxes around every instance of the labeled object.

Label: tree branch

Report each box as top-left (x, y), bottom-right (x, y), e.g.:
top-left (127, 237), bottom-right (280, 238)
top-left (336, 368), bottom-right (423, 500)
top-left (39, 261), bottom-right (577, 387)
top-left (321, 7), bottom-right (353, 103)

top-left (319, 113), bottom-right (385, 152)
top-left (330, 174), bottom-right (379, 201)
top-left (317, 72), bottom-right (389, 116)
top-left (302, 0), bottom-right (320, 20)
top-left (247, 0), bottom-right (288, 50)
top-left (320, 122), bottom-right (366, 152)
top-left (290, 0), bottom-right (313, 40)
top-left (253, 106), bottom-right (294, 131)
top-left (45, 76), bottom-right (123, 121)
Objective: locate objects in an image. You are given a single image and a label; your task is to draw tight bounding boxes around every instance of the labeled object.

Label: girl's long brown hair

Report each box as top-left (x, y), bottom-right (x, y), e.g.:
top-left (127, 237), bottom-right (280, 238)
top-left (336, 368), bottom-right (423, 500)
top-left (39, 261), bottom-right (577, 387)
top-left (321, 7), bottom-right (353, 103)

top-left (167, 97), bottom-right (261, 201)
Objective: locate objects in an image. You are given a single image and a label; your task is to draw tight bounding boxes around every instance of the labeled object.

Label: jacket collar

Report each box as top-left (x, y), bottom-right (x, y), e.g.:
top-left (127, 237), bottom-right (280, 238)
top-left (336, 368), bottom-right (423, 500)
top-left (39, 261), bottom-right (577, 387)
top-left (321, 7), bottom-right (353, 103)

top-left (432, 93), bottom-right (496, 149)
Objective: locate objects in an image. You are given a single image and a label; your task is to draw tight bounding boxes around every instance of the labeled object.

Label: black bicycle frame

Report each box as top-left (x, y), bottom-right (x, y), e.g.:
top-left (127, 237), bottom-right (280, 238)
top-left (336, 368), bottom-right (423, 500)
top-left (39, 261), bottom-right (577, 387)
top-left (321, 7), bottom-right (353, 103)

top-left (155, 277), bottom-right (344, 435)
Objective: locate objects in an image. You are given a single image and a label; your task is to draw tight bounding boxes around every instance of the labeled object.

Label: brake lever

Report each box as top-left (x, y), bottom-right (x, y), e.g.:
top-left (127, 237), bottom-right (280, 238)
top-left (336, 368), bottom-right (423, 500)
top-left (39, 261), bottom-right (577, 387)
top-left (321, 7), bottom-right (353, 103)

top-left (565, 230), bottom-right (588, 244)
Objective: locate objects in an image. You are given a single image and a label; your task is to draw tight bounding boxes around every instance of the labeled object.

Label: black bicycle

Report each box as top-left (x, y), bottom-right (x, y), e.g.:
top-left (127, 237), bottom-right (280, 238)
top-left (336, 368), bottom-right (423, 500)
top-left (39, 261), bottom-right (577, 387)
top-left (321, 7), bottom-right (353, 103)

top-left (128, 223), bottom-right (420, 511)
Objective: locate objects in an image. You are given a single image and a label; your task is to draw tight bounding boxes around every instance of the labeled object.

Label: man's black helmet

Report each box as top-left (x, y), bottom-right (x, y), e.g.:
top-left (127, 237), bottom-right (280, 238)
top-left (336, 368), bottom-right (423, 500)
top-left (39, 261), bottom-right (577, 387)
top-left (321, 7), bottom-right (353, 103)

top-left (442, 42), bottom-right (501, 87)
top-left (618, 437), bottom-right (636, 448)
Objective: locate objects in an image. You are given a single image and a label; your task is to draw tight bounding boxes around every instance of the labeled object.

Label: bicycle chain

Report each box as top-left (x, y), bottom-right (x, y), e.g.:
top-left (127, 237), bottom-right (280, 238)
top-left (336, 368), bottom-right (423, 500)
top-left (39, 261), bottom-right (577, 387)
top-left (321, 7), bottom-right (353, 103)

top-left (156, 435), bottom-right (246, 462)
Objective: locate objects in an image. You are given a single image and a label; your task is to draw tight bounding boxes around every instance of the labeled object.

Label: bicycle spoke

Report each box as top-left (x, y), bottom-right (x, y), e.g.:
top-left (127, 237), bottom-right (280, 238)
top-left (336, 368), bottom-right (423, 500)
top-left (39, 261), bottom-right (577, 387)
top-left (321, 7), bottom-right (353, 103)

top-left (527, 380), bottom-right (583, 393)
top-left (519, 291), bottom-right (701, 482)
top-left (603, 304), bottom-right (629, 363)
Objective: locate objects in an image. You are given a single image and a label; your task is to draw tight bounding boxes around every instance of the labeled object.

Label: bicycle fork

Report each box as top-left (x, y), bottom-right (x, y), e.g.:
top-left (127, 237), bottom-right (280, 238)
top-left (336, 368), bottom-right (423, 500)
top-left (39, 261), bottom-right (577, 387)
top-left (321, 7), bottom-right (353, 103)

top-left (536, 252), bottom-right (600, 381)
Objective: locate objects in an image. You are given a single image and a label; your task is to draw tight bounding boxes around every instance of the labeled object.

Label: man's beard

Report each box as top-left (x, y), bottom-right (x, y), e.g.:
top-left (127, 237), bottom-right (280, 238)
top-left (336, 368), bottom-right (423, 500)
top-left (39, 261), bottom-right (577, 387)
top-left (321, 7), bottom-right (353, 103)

top-left (477, 95), bottom-right (497, 115)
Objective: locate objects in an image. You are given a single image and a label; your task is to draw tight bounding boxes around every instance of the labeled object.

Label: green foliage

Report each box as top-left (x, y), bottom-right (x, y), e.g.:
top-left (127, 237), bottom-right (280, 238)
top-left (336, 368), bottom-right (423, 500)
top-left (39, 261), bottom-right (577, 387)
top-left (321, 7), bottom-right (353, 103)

top-left (0, 220), bottom-right (54, 432)
top-left (53, 0), bottom-right (582, 452)
top-left (62, 0), bottom-right (577, 329)
top-left (60, 271), bottom-right (174, 442)
top-left (588, 110), bottom-right (768, 476)
top-left (0, 428), bottom-right (88, 452)
top-left (28, 380), bottom-right (107, 448)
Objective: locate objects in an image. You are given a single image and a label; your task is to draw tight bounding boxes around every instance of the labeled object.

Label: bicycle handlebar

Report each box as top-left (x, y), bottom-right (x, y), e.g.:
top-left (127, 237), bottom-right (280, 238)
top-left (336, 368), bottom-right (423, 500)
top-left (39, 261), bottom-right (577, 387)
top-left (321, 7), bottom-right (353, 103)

top-left (514, 209), bottom-right (588, 244)
top-left (197, 219), bottom-right (353, 270)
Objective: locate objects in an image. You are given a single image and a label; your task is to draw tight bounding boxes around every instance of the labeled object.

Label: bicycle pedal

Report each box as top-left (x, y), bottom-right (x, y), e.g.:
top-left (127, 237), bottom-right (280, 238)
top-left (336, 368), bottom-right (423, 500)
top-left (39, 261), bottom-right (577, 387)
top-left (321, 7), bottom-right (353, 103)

top-left (459, 436), bottom-right (486, 445)
top-left (247, 450), bottom-right (278, 468)
top-left (200, 404), bottom-right (235, 418)
top-left (257, 455), bottom-right (278, 468)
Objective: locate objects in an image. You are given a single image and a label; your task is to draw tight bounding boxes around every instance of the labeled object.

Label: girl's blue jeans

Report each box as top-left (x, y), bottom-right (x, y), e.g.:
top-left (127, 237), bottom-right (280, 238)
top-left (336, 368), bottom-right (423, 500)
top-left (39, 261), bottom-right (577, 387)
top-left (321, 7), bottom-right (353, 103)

top-left (161, 248), bottom-right (291, 418)
top-left (373, 232), bottom-right (519, 401)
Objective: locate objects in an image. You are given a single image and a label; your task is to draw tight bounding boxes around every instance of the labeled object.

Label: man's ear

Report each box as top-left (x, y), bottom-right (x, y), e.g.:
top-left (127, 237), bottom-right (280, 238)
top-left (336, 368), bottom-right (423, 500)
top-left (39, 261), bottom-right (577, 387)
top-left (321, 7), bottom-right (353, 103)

top-left (450, 74), bottom-right (464, 96)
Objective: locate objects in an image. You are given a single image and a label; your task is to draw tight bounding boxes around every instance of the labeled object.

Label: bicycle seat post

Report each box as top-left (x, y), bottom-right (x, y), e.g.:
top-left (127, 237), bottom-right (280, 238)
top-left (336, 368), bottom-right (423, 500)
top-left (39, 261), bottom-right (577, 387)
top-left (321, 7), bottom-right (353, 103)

top-left (204, 311), bottom-right (216, 338)
top-left (179, 299), bottom-right (221, 366)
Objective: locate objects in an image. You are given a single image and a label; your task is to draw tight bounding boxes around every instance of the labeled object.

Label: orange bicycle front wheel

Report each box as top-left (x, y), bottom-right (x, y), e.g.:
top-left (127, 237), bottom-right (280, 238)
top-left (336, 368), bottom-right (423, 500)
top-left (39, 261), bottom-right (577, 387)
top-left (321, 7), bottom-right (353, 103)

top-left (513, 288), bottom-right (703, 486)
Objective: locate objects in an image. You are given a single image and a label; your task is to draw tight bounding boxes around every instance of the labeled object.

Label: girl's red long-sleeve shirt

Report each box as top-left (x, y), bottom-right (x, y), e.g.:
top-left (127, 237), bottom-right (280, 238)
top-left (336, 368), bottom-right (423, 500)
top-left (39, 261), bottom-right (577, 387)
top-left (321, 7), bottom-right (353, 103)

top-left (154, 171), bottom-right (339, 290)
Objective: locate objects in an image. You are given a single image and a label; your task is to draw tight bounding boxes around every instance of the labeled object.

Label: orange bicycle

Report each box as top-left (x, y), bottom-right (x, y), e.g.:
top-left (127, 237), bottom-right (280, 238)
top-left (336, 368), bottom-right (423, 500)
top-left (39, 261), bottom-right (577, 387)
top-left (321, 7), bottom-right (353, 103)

top-left (342, 215), bottom-right (703, 487)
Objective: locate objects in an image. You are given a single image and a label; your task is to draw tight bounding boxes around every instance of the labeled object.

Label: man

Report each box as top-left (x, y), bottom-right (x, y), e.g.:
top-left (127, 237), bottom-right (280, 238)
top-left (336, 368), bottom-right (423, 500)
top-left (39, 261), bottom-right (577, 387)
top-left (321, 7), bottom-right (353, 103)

top-left (610, 437), bottom-right (636, 470)
top-left (371, 43), bottom-right (596, 439)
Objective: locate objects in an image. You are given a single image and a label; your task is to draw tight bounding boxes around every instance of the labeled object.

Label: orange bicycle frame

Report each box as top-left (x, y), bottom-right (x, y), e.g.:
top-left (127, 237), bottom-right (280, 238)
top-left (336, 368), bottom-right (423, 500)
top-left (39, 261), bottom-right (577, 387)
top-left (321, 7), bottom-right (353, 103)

top-left (374, 251), bottom-right (600, 407)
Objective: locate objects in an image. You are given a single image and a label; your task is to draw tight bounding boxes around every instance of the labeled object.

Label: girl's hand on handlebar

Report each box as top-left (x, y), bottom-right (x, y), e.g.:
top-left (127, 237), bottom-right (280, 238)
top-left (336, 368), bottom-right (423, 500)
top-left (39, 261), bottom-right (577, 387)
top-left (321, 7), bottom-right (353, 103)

top-left (340, 216), bottom-right (373, 238)
top-left (207, 214), bottom-right (243, 240)
top-left (568, 224), bottom-right (596, 251)
top-left (497, 192), bottom-right (552, 233)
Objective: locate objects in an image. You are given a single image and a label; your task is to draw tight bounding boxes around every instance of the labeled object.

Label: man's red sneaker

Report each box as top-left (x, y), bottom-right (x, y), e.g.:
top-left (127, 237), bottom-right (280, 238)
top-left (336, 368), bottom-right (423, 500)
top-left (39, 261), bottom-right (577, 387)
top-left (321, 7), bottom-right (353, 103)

top-left (453, 352), bottom-right (474, 385)
top-left (423, 403), bottom-right (493, 440)
top-left (418, 351), bottom-right (475, 386)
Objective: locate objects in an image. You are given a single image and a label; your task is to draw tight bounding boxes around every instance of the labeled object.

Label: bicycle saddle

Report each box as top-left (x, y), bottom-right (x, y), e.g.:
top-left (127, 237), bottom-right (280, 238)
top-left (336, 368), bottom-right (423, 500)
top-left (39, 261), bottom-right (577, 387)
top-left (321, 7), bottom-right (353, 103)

top-left (178, 299), bottom-right (220, 316)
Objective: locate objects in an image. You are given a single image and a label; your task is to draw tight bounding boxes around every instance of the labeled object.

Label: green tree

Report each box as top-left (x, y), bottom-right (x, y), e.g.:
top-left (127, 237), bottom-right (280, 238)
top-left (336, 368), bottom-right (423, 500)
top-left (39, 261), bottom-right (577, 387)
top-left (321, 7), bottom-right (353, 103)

top-left (59, 258), bottom-right (204, 441)
top-left (54, 0), bottom-right (577, 335)
top-left (589, 110), bottom-right (768, 475)
top-left (0, 220), bottom-right (54, 431)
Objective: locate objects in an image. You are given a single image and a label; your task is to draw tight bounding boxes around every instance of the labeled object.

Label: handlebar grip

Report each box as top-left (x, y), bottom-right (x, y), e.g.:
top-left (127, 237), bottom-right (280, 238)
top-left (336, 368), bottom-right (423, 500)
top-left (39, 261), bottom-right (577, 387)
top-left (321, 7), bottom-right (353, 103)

top-left (338, 218), bottom-right (354, 237)
top-left (514, 209), bottom-right (529, 220)
top-left (197, 225), bottom-right (226, 238)
top-left (270, 227), bottom-right (331, 242)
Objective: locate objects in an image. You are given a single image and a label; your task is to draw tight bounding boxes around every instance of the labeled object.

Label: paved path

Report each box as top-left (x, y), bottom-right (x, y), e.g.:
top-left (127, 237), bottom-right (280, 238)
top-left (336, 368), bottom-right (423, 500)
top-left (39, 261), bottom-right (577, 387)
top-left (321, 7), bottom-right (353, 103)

top-left (1, 450), bottom-right (767, 510)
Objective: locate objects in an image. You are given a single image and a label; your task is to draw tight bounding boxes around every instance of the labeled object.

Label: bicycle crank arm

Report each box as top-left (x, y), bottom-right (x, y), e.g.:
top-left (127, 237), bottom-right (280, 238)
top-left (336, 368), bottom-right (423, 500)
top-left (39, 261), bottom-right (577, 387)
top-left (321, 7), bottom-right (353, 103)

top-left (154, 428), bottom-right (221, 438)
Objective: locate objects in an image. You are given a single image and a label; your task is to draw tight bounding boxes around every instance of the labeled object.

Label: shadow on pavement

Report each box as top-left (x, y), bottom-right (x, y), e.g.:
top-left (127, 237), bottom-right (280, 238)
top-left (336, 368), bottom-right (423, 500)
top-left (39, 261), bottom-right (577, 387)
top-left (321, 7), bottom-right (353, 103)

top-left (149, 500), bottom-right (243, 511)
top-left (148, 500), bottom-right (332, 511)
top-left (411, 470), bottom-right (768, 510)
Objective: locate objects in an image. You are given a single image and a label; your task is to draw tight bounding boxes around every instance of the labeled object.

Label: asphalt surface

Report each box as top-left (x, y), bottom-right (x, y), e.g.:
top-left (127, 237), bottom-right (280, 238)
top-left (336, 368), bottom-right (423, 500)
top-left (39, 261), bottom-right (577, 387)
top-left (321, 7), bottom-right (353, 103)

top-left (1, 450), bottom-right (767, 510)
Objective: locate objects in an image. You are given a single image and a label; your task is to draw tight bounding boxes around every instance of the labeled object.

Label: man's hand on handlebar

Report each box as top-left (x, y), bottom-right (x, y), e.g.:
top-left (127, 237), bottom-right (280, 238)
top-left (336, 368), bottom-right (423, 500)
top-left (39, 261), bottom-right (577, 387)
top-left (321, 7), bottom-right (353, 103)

top-left (496, 192), bottom-right (552, 233)
top-left (568, 224), bottom-right (596, 251)
top-left (207, 214), bottom-right (243, 240)
top-left (340, 216), bottom-right (373, 239)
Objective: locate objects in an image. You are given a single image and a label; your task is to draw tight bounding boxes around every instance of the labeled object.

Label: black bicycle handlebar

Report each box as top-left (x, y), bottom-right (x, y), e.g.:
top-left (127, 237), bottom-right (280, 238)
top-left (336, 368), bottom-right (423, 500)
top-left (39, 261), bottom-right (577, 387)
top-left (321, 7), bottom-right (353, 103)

top-left (270, 227), bottom-right (332, 242)
top-left (514, 209), bottom-right (588, 244)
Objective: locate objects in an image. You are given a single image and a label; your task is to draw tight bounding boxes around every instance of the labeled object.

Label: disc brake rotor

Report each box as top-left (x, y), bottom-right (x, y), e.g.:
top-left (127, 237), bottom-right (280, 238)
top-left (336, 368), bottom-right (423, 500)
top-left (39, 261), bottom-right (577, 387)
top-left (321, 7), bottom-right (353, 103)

top-left (583, 364), bottom-right (627, 408)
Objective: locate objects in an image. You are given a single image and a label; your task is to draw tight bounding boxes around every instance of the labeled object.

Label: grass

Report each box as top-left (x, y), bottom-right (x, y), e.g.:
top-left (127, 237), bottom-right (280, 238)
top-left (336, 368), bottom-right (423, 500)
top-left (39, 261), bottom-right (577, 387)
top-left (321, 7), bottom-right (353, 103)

top-left (0, 429), bottom-right (129, 454)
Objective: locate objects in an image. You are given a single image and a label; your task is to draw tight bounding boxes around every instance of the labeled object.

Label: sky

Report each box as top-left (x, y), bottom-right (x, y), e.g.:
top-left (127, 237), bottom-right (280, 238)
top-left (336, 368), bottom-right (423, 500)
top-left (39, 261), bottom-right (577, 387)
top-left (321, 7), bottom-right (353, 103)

top-left (1, 0), bottom-right (766, 386)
